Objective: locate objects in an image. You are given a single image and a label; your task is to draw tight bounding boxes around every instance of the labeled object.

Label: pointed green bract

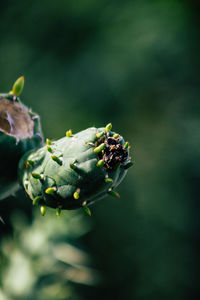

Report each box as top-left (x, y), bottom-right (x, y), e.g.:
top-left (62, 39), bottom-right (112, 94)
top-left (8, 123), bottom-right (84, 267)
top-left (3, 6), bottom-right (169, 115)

top-left (51, 155), bottom-right (63, 164)
top-left (105, 123), bottom-right (112, 132)
top-left (47, 145), bottom-right (53, 153)
top-left (96, 159), bottom-right (104, 167)
top-left (40, 205), bottom-right (46, 216)
top-left (19, 125), bottom-right (132, 210)
top-left (56, 207), bottom-right (61, 216)
top-left (105, 177), bottom-right (113, 183)
top-left (124, 142), bottom-right (129, 149)
top-left (96, 131), bottom-right (105, 139)
top-left (33, 195), bottom-right (42, 205)
top-left (66, 129), bottom-right (72, 137)
top-left (11, 76), bottom-right (24, 96)
top-left (123, 161), bottom-right (133, 169)
top-left (28, 160), bottom-right (34, 166)
top-left (46, 138), bottom-right (51, 145)
top-left (45, 187), bottom-right (56, 194)
top-left (108, 189), bottom-right (120, 198)
top-left (70, 162), bottom-right (77, 170)
top-left (94, 143), bottom-right (105, 153)
top-left (82, 205), bottom-right (92, 216)
top-left (32, 173), bottom-right (42, 180)
top-left (73, 189), bottom-right (80, 200)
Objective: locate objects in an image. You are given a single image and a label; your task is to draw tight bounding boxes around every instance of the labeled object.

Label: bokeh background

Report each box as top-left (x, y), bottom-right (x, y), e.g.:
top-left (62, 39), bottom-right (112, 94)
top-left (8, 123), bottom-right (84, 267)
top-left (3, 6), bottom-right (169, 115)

top-left (0, 0), bottom-right (200, 299)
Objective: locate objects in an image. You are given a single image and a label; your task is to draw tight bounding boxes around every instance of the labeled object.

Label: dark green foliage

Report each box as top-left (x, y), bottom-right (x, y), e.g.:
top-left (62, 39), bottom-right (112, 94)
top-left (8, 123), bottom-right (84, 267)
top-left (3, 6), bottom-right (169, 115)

top-left (1, 0), bottom-right (200, 299)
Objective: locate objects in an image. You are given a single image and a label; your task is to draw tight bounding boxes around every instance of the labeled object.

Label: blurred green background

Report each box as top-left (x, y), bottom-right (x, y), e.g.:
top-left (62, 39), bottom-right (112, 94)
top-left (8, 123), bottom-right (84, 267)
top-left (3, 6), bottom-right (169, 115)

top-left (0, 0), bottom-right (200, 299)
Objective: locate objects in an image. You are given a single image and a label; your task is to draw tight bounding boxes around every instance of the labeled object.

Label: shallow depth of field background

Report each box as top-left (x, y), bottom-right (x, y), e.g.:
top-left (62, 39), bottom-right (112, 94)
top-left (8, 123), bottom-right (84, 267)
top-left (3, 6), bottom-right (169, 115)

top-left (0, 1), bottom-right (200, 299)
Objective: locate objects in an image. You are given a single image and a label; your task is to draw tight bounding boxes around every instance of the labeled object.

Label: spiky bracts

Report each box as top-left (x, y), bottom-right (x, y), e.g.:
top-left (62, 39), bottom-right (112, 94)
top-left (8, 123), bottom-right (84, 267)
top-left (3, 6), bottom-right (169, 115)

top-left (19, 124), bottom-right (133, 216)
top-left (0, 77), bottom-right (43, 200)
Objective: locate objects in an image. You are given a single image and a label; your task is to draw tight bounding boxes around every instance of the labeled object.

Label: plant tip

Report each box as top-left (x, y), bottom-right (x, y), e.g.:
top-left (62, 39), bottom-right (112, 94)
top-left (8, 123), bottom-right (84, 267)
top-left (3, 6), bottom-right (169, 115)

top-left (11, 76), bottom-right (24, 96)
top-left (105, 123), bottom-right (112, 132)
